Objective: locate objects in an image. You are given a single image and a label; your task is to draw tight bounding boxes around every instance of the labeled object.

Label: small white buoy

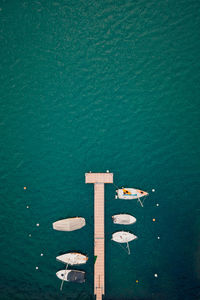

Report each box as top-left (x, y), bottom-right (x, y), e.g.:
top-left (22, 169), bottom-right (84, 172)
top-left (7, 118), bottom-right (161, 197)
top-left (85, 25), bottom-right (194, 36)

top-left (40, 253), bottom-right (44, 256)
top-left (106, 170), bottom-right (109, 173)
top-left (154, 273), bottom-right (158, 277)
top-left (29, 234), bottom-right (31, 237)
top-left (26, 206), bottom-right (29, 208)
top-left (156, 203), bottom-right (159, 207)
top-left (36, 266), bottom-right (39, 270)
top-left (36, 223), bottom-right (40, 227)
top-left (115, 195), bottom-right (118, 199)
top-left (152, 189), bottom-right (155, 192)
top-left (157, 236), bottom-right (160, 239)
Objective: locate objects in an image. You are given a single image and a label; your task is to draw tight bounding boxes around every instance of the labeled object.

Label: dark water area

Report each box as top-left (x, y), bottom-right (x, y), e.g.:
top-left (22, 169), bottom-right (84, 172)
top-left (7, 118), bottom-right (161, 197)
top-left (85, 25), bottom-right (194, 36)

top-left (1, 0), bottom-right (200, 299)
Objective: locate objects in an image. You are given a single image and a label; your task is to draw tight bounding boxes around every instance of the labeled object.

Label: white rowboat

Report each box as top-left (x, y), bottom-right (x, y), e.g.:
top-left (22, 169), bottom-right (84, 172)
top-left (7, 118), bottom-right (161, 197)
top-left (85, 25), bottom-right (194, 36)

top-left (56, 252), bottom-right (88, 265)
top-left (53, 217), bottom-right (86, 231)
top-left (112, 214), bottom-right (136, 225)
top-left (112, 231), bottom-right (137, 243)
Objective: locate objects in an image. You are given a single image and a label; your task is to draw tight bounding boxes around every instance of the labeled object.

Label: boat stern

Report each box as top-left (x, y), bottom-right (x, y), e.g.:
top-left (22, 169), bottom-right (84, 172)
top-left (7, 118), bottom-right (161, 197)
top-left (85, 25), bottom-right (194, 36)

top-left (116, 188), bottom-right (137, 199)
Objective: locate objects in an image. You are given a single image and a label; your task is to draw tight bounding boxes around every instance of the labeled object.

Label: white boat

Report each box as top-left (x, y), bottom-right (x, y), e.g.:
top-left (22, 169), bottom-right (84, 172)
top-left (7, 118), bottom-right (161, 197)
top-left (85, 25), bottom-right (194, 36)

top-left (56, 270), bottom-right (85, 283)
top-left (111, 231), bottom-right (138, 243)
top-left (112, 214), bottom-right (136, 225)
top-left (56, 252), bottom-right (88, 265)
top-left (116, 188), bottom-right (148, 200)
top-left (53, 217), bottom-right (86, 231)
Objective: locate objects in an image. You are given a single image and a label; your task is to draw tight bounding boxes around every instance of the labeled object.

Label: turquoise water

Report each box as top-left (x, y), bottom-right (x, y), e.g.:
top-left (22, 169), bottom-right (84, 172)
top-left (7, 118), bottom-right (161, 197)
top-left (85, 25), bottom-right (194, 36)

top-left (1, 0), bottom-right (200, 299)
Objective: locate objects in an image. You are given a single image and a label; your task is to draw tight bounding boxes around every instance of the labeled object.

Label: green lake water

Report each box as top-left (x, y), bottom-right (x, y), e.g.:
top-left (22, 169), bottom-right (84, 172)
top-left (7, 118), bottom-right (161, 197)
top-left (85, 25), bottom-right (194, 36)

top-left (1, 0), bottom-right (200, 299)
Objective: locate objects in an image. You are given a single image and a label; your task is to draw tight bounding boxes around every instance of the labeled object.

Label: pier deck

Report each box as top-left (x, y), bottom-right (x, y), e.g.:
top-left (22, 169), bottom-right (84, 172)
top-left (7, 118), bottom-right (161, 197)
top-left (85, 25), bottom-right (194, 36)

top-left (85, 172), bottom-right (113, 300)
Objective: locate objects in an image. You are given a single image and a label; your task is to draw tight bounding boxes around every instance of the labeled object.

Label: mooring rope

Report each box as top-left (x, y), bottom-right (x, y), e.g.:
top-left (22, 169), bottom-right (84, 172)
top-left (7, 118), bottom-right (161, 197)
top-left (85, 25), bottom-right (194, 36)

top-left (116, 242), bottom-right (130, 255)
top-left (60, 263), bottom-right (68, 291)
top-left (113, 182), bottom-right (120, 189)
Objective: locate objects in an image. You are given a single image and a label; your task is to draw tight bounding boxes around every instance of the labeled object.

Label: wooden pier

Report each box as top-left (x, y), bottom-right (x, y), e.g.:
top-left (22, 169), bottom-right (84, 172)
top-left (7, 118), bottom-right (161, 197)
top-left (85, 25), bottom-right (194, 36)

top-left (85, 172), bottom-right (113, 300)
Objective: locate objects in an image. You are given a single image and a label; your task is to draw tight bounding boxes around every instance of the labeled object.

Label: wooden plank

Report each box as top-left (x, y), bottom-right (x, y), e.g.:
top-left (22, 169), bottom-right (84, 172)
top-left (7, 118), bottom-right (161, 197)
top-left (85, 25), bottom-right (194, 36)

top-left (94, 183), bottom-right (104, 296)
top-left (85, 173), bottom-right (113, 300)
top-left (85, 172), bottom-right (113, 183)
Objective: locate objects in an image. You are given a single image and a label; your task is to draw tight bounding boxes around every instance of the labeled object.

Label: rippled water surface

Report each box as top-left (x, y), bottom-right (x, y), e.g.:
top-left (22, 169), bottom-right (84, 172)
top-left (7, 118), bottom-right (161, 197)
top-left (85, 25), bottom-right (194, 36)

top-left (1, 0), bottom-right (200, 299)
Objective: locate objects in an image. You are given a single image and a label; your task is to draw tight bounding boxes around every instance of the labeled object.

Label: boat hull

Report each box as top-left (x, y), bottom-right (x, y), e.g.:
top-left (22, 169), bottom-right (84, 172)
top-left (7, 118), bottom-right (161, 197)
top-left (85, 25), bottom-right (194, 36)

top-left (112, 231), bottom-right (138, 243)
top-left (112, 214), bottom-right (136, 225)
top-left (53, 217), bottom-right (86, 231)
top-left (116, 188), bottom-right (148, 199)
top-left (56, 253), bottom-right (88, 265)
top-left (56, 270), bottom-right (85, 283)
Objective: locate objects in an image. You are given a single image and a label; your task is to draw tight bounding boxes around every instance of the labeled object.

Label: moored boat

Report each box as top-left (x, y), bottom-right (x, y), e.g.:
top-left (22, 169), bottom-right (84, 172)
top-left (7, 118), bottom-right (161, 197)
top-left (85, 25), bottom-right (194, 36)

top-left (116, 188), bottom-right (148, 200)
top-left (111, 231), bottom-right (138, 243)
top-left (52, 217), bottom-right (86, 231)
top-left (112, 214), bottom-right (136, 225)
top-left (56, 252), bottom-right (88, 265)
top-left (56, 270), bottom-right (85, 283)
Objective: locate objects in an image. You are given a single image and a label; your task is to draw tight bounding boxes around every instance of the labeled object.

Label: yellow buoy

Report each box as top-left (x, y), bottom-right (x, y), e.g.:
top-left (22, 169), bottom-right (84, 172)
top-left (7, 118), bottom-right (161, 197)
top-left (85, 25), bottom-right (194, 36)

top-left (24, 187), bottom-right (27, 190)
top-left (153, 218), bottom-right (156, 222)
top-left (136, 280), bottom-right (139, 283)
